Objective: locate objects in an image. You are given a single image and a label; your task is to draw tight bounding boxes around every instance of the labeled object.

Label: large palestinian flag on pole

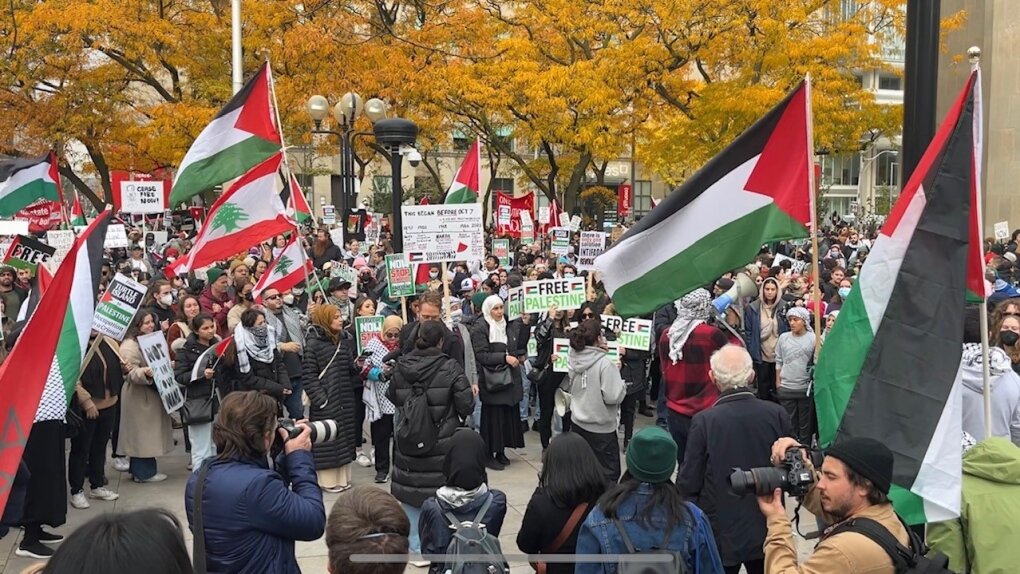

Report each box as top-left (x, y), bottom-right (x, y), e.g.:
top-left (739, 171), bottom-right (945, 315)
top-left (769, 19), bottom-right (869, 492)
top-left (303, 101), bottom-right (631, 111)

top-left (594, 82), bottom-right (813, 318)
top-left (167, 153), bottom-right (296, 277)
top-left (0, 210), bottom-right (109, 510)
top-left (170, 62), bottom-right (282, 206)
top-left (252, 234), bottom-right (312, 302)
top-left (444, 139), bottom-right (480, 204)
top-left (0, 152), bottom-right (62, 217)
top-left (814, 70), bottom-right (983, 525)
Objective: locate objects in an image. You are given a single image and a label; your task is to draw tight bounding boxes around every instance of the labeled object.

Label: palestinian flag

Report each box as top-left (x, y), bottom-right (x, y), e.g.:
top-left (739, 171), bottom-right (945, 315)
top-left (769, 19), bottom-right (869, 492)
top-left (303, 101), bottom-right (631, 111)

top-left (0, 152), bottom-right (62, 217)
top-left (283, 173), bottom-right (312, 224)
top-left (444, 139), bottom-right (480, 204)
top-left (253, 234), bottom-right (312, 302)
top-left (594, 82), bottom-right (812, 318)
top-left (0, 210), bottom-right (109, 510)
top-left (167, 153), bottom-right (296, 277)
top-left (189, 336), bottom-right (234, 381)
top-left (170, 62), bottom-right (281, 205)
top-left (70, 192), bottom-right (86, 226)
top-left (814, 70), bottom-right (983, 525)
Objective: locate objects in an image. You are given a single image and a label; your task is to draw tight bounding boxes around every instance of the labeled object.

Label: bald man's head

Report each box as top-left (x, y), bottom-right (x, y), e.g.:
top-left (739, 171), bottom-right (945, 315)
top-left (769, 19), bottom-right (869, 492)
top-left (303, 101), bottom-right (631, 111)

top-left (709, 344), bottom-right (754, 391)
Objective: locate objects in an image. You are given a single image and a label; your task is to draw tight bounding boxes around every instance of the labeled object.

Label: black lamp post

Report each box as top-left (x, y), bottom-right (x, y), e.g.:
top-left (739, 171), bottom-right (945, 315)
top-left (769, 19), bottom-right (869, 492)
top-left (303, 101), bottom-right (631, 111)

top-left (373, 118), bottom-right (418, 253)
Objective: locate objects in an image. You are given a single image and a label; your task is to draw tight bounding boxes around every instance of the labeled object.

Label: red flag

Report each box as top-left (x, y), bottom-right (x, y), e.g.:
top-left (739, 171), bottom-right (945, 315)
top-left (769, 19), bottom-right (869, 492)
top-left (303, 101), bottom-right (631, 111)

top-left (419, 196), bottom-right (431, 205)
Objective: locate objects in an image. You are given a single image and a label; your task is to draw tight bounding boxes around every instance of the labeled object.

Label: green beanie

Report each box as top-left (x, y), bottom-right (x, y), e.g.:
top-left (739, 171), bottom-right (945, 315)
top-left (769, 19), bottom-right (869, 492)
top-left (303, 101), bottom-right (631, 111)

top-left (471, 292), bottom-right (488, 311)
top-left (626, 426), bottom-right (677, 484)
top-left (206, 266), bottom-right (226, 284)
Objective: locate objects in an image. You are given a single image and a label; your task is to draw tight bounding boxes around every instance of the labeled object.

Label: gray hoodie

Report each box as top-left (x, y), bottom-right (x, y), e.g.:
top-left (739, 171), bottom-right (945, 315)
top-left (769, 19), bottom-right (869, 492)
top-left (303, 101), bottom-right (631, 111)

top-left (564, 346), bottom-right (626, 434)
top-left (959, 345), bottom-right (1020, 446)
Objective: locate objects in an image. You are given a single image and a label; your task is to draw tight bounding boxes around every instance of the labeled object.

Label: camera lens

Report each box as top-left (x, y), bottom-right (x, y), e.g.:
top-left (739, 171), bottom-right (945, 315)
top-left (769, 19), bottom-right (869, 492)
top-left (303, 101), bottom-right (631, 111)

top-left (306, 420), bottom-right (340, 444)
top-left (728, 467), bottom-right (790, 496)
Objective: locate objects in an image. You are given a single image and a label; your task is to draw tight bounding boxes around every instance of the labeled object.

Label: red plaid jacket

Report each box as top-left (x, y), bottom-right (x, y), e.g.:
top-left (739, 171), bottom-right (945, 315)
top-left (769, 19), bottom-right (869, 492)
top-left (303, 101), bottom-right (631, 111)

top-left (658, 324), bottom-right (730, 417)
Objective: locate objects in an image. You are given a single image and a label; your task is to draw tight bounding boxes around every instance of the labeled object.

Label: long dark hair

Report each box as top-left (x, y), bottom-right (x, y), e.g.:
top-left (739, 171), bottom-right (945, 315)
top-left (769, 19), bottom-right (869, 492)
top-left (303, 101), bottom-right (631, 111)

top-left (598, 471), bottom-right (692, 529)
top-left (127, 310), bottom-right (159, 339)
top-left (541, 433), bottom-right (607, 508)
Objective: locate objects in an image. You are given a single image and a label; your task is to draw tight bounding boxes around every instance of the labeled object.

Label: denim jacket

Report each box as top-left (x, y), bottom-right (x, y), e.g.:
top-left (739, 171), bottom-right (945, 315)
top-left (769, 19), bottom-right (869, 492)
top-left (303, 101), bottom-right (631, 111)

top-left (575, 483), bottom-right (724, 574)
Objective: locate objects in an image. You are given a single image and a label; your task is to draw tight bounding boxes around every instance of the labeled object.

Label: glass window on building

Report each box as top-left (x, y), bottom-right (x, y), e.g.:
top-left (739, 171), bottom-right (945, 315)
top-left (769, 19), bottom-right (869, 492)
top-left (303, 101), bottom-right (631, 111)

top-left (293, 172), bottom-right (313, 194)
top-left (493, 126), bottom-right (514, 152)
top-left (821, 153), bottom-right (861, 187)
top-left (491, 177), bottom-right (514, 194)
top-left (452, 128), bottom-right (471, 151)
top-left (634, 180), bottom-right (653, 214)
top-left (373, 175), bottom-right (392, 194)
top-left (874, 151), bottom-right (899, 187)
top-left (878, 74), bottom-right (902, 91)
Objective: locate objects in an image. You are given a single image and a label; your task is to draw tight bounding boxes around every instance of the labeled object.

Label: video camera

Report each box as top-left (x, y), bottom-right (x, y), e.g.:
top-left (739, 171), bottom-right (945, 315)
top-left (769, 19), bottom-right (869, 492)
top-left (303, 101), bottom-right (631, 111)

top-left (728, 447), bottom-right (814, 498)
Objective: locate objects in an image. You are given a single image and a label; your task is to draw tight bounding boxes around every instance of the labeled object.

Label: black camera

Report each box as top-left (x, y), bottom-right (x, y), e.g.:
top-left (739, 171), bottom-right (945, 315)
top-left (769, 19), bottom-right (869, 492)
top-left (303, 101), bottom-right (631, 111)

top-left (277, 417), bottom-right (341, 445)
top-left (729, 447), bottom-right (815, 498)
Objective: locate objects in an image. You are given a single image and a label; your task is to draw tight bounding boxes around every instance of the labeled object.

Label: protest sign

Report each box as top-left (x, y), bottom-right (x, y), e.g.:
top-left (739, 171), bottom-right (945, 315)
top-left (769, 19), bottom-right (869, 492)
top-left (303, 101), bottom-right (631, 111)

top-left (538, 206), bottom-right (550, 225)
top-left (550, 227), bottom-right (571, 255)
top-left (104, 224), bottom-right (129, 248)
top-left (523, 277), bottom-right (586, 313)
top-left (492, 239), bottom-right (510, 267)
top-left (602, 316), bottom-right (653, 351)
top-left (771, 253), bottom-right (807, 275)
top-left (44, 230), bottom-right (76, 272)
top-left (552, 339), bottom-right (619, 372)
top-left (527, 326), bottom-right (537, 358)
top-left (0, 221), bottom-right (30, 236)
top-left (322, 205), bottom-right (336, 225)
top-left (520, 211), bottom-right (535, 244)
top-left (577, 231), bottom-right (607, 271)
top-left (137, 331), bottom-right (185, 414)
top-left (329, 263), bottom-right (359, 297)
top-left (994, 221), bottom-right (1010, 241)
top-left (402, 204), bottom-right (485, 263)
top-left (355, 315), bottom-right (383, 355)
top-left (120, 181), bottom-right (166, 214)
top-left (92, 273), bottom-right (147, 340)
top-left (3, 235), bottom-right (55, 271)
top-left (494, 192), bottom-right (534, 238)
top-left (506, 286), bottom-right (524, 321)
top-left (385, 254), bottom-right (415, 298)
top-left (569, 215), bottom-right (582, 232)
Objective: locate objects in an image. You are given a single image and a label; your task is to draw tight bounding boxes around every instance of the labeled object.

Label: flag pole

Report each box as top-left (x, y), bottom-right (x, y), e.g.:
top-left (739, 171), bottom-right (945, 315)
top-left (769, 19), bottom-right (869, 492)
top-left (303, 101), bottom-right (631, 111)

top-left (969, 51), bottom-right (992, 438)
top-left (804, 75), bottom-right (823, 347)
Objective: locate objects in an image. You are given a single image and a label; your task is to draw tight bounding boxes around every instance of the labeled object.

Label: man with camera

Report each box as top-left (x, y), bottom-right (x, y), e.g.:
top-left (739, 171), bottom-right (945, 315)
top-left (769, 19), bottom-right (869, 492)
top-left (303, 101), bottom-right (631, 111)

top-left (756, 436), bottom-right (910, 573)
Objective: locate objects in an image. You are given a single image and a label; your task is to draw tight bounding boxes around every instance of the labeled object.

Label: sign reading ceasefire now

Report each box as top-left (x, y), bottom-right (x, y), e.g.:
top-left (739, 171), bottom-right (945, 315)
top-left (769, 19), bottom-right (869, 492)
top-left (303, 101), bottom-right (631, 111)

top-left (522, 277), bottom-right (586, 314)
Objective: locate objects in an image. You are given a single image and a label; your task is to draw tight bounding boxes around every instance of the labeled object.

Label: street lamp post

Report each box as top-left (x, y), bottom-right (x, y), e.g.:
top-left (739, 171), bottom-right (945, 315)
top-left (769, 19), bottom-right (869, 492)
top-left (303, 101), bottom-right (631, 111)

top-left (373, 118), bottom-right (419, 253)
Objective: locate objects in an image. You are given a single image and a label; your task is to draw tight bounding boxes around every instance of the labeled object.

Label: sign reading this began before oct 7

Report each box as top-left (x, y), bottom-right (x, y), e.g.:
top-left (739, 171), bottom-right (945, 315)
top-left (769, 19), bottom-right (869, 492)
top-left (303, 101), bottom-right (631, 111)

top-left (522, 277), bottom-right (586, 313)
top-left (401, 204), bottom-right (485, 264)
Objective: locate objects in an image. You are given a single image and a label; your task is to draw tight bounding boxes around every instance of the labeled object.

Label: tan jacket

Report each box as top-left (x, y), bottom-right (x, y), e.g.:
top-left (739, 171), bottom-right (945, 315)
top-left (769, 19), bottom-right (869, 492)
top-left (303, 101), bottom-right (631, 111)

top-left (765, 487), bottom-right (910, 573)
top-left (117, 338), bottom-right (174, 458)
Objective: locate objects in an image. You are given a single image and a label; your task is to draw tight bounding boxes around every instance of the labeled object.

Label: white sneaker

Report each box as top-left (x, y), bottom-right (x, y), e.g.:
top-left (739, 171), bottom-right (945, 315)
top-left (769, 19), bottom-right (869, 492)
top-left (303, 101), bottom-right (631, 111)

top-left (69, 492), bottom-right (90, 509)
top-left (89, 486), bottom-right (120, 501)
top-left (111, 457), bottom-right (130, 472)
top-left (409, 560), bottom-right (431, 568)
top-left (134, 473), bottom-right (167, 483)
top-left (355, 451), bottom-right (372, 467)
top-left (369, 448), bottom-right (376, 464)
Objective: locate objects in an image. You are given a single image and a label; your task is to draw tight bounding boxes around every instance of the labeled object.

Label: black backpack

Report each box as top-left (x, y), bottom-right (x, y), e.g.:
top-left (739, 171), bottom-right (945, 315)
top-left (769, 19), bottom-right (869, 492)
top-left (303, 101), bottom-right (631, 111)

top-left (829, 517), bottom-right (955, 574)
top-left (395, 380), bottom-right (443, 456)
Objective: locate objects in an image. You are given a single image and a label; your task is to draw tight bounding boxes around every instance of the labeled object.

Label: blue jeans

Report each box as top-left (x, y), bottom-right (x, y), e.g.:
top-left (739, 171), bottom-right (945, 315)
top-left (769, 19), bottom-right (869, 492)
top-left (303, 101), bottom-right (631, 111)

top-left (284, 377), bottom-right (305, 419)
top-left (188, 422), bottom-right (215, 472)
top-left (403, 502), bottom-right (422, 553)
top-left (129, 457), bottom-right (157, 480)
top-left (470, 392), bottom-right (482, 431)
top-left (655, 388), bottom-right (668, 429)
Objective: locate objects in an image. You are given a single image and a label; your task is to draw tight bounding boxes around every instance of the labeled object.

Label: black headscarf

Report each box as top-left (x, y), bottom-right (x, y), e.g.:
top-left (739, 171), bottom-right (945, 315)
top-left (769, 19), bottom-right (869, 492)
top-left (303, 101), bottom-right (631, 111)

top-left (443, 429), bottom-right (488, 490)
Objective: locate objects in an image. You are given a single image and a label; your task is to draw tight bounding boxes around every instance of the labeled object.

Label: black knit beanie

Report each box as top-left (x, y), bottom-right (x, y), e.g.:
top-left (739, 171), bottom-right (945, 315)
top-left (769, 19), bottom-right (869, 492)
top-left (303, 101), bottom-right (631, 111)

top-left (825, 437), bottom-right (894, 495)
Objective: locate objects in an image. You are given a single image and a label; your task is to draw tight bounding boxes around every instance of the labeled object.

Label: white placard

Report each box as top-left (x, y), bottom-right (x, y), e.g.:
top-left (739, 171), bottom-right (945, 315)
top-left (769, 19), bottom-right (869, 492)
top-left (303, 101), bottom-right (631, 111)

top-left (0, 221), bottom-right (30, 236)
top-left (44, 230), bottom-right (76, 272)
top-left (994, 221), bottom-right (1010, 241)
top-left (104, 224), bottom-right (129, 248)
top-left (550, 227), bottom-right (571, 255)
top-left (577, 231), bottom-right (606, 271)
top-left (520, 210), bottom-right (535, 244)
top-left (150, 230), bottom-right (168, 248)
top-left (401, 204), bottom-right (485, 263)
top-left (120, 181), bottom-right (166, 214)
top-left (137, 331), bottom-right (185, 414)
top-left (322, 205), bottom-right (336, 225)
top-left (538, 206), bottom-right (550, 224)
top-left (569, 215), bottom-right (582, 232)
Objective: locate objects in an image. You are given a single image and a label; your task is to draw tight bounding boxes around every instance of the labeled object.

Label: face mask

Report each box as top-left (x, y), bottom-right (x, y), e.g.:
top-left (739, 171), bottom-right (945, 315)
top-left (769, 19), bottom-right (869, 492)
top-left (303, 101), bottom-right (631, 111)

top-left (283, 294), bottom-right (295, 305)
top-left (292, 288), bottom-right (304, 295)
top-left (159, 294), bottom-right (174, 306)
top-left (250, 324), bottom-right (269, 339)
top-left (838, 287), bottom-right (851, 299)
top-left (1001, 330), bottom-right (1020, 347)
top-left (429, 271), bottom-right (439, 279)
top-left (563, 272), bottom-right (575, 279)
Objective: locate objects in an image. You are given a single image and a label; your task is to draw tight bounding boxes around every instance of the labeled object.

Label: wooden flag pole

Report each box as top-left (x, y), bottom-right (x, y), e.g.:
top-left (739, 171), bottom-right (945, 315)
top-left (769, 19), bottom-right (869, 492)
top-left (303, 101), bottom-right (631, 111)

top-left (442, 262), bottom-right (453, 324)
top-left (401, 296), bottom-right (407, 324)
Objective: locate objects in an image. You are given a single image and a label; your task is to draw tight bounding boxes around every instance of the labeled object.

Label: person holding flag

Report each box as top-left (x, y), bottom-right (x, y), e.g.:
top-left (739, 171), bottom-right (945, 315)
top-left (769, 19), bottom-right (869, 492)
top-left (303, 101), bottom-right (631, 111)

top-left (174, 313), bottom-right (222, 472)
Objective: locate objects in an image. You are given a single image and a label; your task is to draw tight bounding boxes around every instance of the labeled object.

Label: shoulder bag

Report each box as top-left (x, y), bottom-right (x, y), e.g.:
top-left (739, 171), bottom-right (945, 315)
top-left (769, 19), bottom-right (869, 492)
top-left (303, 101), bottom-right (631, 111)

top-left (531, 502), bottom-right (589, 574)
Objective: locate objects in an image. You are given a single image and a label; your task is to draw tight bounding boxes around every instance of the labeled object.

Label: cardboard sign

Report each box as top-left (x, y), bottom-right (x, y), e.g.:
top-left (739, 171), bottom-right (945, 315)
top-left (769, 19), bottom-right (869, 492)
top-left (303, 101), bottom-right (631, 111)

top-left (994, 221), bottom-right (1010, 241)
top-left (523, 277), bottom-right (586, 313)
top-left (601, 316), bottom-right (653, 351)
top-left (520, 210), bottom-right (535, 244)
top-left (44, 230), bottom-right (76, 272)
top-left (137, 331), bottom-right (185, 414)
top-left (355, 315), bottom-right (383, 355)
top-left (550, 227), bottom-right (571, 255)
top-left (329, 263), bottom-right (359, 297)
top-left (577, 231), bottom-right (606, 271)
top-left (401, 204), bottom-right (485, 263)
top-left (322, 205), bottom-right (337, 225)
top-left (538, 206), bottom-right (550, 225)
top-left (3, 235), bottom-right (55, 271)
top-left (492, 238), bottom-right (510, 267)
top-left (552, 338), bottom-right (620, 372)
top-left (506, 286), bottom-right (524, 321)
top-left (569, 215), bottom-right (582, 232)
top-left (92, 273), bottom-right (147, 341)
top-left (385, 254), bottom-right (415, 298)
top-left (104, 224), bottom-right (129, 248)
top-left (120, 181), bottom-right (166, 214)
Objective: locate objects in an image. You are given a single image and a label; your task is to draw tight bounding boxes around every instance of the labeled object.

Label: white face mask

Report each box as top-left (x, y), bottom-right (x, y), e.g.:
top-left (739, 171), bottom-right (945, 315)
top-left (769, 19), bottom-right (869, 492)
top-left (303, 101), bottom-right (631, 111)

top-left (292, 288), bottom-right (304, 295)
top-left (283, 294), bottom-right (295, 305)
top-left (429, 271), bottom-right (439, 279)
top-left (563, 272), bottom-right (575, 279)
top-left (159, 294), bottom-right (173, 306)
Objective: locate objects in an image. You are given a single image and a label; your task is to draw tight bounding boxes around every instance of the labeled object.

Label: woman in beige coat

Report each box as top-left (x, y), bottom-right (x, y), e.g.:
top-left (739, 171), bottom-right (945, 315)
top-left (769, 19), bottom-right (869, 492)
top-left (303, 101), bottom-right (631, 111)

top-left (117, 309), bottom-right (174, 483)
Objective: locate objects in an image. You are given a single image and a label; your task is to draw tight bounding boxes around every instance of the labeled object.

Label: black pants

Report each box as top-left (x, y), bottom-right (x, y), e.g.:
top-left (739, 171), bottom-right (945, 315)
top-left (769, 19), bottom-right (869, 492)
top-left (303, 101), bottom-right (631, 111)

top-left (620, 393), bottom-right (639, 445)
top-left (666, 409), bottom-right (693, 465)
top-left (536, 372), bottom-right (561, 449)
top-left (754, 361), bottom-right (777, 402)
top-left (110, 399), bottom-right (122, 456)
top-left (779, 395), bottom-right (815, 445)
top-left (355, 398), bottom-right (367, 448)
top-left (649, 355), bottom-right (662, 400)
top-left (68, 407), bottom-right (115, 494)
top-left (572, 426), bottom-right (620, 485)
top-left (371, 414), bottom-right (393, 475)
top-left (724, 559), bottom-right (764, 574)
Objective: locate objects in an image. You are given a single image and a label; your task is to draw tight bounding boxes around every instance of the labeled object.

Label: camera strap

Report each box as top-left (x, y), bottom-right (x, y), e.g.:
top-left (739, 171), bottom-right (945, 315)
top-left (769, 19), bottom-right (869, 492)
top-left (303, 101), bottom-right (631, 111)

top-left (792, 499), bottom-right (823, 540)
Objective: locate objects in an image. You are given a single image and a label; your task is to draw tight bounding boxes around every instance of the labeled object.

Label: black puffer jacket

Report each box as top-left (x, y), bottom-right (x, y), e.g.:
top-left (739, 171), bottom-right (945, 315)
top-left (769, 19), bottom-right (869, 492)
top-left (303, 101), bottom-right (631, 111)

top-left (471, 319), bottom-right (524, 407)
top-left (620, 349), bottom-right (650, 396)
top-left (301, 325), bottom-right (359, 470)
top-left (175, 334), bottom-right (217, 421)
top-left (386, 348), bottom-right (474, 507)
top-left (214, 343), bottom-right (291, 401)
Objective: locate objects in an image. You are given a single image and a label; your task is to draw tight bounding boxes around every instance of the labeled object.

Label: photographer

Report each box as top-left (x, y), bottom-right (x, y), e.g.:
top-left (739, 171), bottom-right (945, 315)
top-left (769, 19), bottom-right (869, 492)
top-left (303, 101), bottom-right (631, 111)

top-left (184, 391), bottom-right (326, 574)
top-left (757, 436), bottom-right (910, 573)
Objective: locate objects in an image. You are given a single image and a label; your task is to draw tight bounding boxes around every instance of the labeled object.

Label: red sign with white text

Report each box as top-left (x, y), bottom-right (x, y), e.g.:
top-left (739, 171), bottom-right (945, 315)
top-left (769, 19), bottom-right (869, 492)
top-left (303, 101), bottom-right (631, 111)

top-left (14, 200), bottom-right (63, 233)
top-left (495, 192), bottom-right (535, 238)
top-left (618, 184), bottom-right (632, 219)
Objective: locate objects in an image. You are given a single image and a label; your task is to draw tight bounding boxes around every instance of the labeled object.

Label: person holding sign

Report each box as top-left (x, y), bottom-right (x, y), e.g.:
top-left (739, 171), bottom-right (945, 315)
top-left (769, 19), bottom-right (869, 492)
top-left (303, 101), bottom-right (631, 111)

top-left (471, 295), bottom-right (526, 471)
top-left (532, 304), bottom-right (573, 449)
top-left (118, 310), bottom-right (175, 483)
top-left (174, 314), bottom-right (222, 472)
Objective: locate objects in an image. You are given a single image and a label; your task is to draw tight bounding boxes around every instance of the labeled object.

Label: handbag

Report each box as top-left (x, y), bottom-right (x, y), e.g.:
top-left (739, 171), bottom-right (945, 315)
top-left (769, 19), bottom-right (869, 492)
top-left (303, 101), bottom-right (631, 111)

top-left (482, 365), bottom-right (513, 393)
top-left (180, 384), bottom-right (217, 425)
top-left (531, 502), bottom-right (589, 574)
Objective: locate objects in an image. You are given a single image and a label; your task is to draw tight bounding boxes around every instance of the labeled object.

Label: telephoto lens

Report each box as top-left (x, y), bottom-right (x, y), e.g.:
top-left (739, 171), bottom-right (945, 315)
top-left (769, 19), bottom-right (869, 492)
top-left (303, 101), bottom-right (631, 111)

top-left (728, 448), bottom-right (815, 497)
top-left (277, 418), bottom-right (341, 444)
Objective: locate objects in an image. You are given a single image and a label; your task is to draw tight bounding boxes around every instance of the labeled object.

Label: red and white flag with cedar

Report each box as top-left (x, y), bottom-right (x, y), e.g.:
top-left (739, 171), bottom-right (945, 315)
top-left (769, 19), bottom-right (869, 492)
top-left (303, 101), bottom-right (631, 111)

top-left (167, 153), bottom-right (295, 277)
top-left (444, 139), bottom-right (480, 204)
top-left (253, 234), bottom-right (312, 302)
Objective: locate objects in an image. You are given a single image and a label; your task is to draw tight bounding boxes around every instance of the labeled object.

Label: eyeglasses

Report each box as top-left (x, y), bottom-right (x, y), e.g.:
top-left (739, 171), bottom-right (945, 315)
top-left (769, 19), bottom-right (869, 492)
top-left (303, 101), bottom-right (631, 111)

top-left (384, 331), bottom-right (400, 340)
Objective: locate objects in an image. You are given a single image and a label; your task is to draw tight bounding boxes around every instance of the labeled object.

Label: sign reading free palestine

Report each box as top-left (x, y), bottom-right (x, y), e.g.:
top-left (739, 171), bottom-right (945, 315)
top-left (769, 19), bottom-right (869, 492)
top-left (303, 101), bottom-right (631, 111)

top-left (522, 277), bottom-right (586, 314)
top-left (601, 316), bottom-right (654, 351)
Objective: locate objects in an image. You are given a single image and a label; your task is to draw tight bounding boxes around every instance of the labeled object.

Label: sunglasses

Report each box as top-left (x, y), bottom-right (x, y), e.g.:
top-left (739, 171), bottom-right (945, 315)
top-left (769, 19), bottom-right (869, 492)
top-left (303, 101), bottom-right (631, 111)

top-left (582, 312), bottom-right (594, 318)
top-left (384, 331), bottom-right (400, 340)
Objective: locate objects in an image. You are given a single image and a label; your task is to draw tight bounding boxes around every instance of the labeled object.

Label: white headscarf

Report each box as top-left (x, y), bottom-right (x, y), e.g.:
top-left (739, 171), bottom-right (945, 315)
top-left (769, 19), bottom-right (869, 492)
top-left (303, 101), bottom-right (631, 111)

top-left (482, 294), bottom-right (507, 345)
top-left (667, 289), bottom-right (713, 363)
top-left (233, 319), bottom-right (278, 373)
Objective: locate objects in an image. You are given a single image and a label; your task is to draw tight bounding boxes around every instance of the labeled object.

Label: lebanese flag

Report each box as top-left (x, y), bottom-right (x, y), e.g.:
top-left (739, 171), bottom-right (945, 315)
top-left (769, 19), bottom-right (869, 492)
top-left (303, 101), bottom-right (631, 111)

top-left (167, 153), bottom-right (295, 277)
top-left (70, 192), bottom-right (86, 226)
top-left (170, 62), bottom-right (282, 205)
top-left (594, 81), bottom-right (812, 317)
top-left (283, 173), bottom-right (312, 224)
top-left (444, 139), bottom-right (480, 204)
top-left (814, 70), bottom-right (983, 525)
top-left (253, 234), bottom-right (312, 302)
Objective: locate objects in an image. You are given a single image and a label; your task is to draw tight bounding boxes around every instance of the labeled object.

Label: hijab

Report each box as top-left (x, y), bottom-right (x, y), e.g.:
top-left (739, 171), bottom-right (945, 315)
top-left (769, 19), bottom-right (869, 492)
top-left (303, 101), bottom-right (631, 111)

top-left (443, 429), bottom-right (488, 490)
top-left (482, 294), bottom-right (507, 345)
top-left (666, 288), bottom-right (713, 363)
top-left (380, 315), bottom-right (403, 352)
top-left (309, 304), bottom-right (341, 343)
